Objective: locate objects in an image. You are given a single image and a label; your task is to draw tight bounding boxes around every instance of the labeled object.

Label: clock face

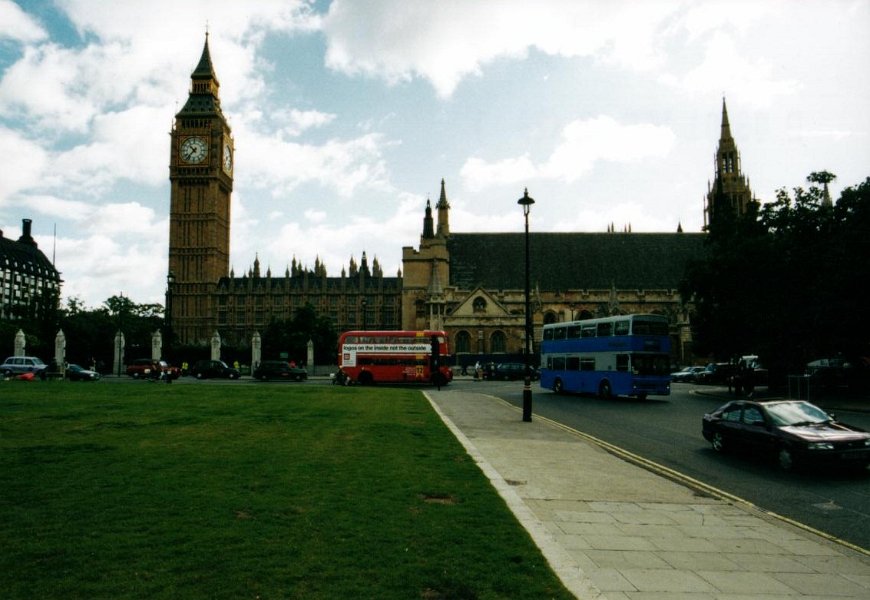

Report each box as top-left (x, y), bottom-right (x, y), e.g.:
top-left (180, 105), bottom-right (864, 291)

top-left (180, 137), bottom-right (208, 164)
top-left (223, 143), bottom-right (233, 173)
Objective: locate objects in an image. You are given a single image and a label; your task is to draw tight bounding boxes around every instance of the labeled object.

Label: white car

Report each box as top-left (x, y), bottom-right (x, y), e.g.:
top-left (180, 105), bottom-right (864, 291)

top-left (2, 356), bottom-right (48, 378)
top-left (670, 366), bottom-right (705, 383)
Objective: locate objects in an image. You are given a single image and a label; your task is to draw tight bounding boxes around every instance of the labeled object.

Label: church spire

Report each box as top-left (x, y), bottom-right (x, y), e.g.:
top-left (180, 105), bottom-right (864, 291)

top-left (422, 198), bottom-right (435, 239)
top-left (179, 33), bottom-right (221, 113)
top-left (436, 178), bottom-right (450, 237)
top-left (705, 98), bottom-right (756, 231)
top-left (720, 96), bottom-right (732, 143)
top-left (193, 33), bottom-right (218, 82)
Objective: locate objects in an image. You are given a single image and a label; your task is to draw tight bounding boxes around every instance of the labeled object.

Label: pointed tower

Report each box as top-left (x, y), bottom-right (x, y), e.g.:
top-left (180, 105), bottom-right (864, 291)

top-left (422, 199), bottom-right (435, 239)
top-left (436, 178), bottom-right (450, 238)
top-left (168, 33), bottom-right (235, 344)
top-left (401, 179), bottom-right (452, 329)
top-left (704, 98), bottom-right (755, 230)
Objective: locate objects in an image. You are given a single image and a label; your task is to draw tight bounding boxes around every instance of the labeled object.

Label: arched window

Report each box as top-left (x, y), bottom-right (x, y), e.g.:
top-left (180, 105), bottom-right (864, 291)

top-left (543, 311), bottom-right (558, 325)
top-left (491, 330), bottom-right (506, 353)
top-left (455, 331), bottom-right (471, 354)
top-left (472, 297), bottom-right (487, 313)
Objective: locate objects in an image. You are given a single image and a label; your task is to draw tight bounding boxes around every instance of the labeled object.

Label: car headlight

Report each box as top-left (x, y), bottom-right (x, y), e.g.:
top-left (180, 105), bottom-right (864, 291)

top-left (807, 442), bottom-right (834, 450)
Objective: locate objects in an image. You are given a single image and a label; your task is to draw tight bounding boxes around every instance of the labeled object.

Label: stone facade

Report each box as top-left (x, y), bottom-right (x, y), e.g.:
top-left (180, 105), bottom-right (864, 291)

top-left (166, 38), bottom-right (755, 365)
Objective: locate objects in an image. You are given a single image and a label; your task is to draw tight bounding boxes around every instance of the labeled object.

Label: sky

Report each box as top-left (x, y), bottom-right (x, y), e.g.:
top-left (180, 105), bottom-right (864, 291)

top-left (1, 0), bottom-right (868, 310)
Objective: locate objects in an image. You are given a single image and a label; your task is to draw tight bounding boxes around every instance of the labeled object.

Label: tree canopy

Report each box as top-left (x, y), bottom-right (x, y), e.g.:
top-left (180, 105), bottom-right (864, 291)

top-left (681, 174), bottom-right (870, 381)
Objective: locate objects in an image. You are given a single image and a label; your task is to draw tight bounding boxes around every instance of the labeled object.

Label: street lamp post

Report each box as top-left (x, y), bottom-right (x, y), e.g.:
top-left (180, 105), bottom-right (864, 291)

top-left (165, 271), bottom-right (175, 360)
top-left (518, 188), bottom-right (535, 422)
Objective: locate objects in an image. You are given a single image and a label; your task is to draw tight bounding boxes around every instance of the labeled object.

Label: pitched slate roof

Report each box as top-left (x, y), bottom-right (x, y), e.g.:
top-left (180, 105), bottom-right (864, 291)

top-left (0, 231), bottom-right (60, 281)
top-left (447, 232), bottom-right (705, 291)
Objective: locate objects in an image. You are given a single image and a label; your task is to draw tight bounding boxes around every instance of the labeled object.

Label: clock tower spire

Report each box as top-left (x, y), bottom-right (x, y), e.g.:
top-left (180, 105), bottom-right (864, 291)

top-left (168, 33), bottom-right (235, 344)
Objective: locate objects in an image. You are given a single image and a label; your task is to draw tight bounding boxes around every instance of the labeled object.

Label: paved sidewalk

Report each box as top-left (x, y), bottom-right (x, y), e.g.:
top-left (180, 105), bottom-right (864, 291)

top-left (425, 388), bottom-right (870, 600)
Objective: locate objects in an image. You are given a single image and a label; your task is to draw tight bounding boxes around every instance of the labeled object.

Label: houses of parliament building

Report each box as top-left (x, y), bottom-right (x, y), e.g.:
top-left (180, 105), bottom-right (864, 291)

top-left (168, 36), bottom-right (757, 364)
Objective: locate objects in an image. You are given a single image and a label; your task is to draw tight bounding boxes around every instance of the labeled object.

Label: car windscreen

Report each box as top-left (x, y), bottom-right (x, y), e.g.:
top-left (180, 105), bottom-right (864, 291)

top-left (765, 401), bottom-right (829, 426)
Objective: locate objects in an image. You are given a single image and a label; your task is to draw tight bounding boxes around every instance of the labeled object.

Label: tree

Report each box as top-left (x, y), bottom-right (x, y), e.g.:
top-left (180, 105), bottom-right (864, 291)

top-left (262, 304), bottom-right (337, 365)
top-left (681, 174), bottom-right (870, 384)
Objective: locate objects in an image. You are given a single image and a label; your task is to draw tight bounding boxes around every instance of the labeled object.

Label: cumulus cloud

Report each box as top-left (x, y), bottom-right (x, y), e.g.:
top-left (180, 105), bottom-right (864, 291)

top-left (0, 126), bottom-right (48, 202)
top-left (0, 0), bottom-right (48, 43)
top-left (236, 126), bottom-right (393, 197)
top-left (461, 116), bottom-right (675, 190)
top-left (320, 0), bottom-right (726, 97)
top-left (666, 32), bottom-right (799, 108)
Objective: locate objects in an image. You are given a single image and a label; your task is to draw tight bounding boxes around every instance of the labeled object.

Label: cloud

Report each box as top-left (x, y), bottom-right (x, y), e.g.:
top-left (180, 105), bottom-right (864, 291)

top-left (461, 116), bottom-right (675, 190)
top-left (0, 126), bottom-right (48, 202)
top-left (236, 124), bottom-right (393, 197)
top-left (0, 0), bottom-right (48, 43)
top-left (321, 0), bottom-right (675, 98)
top-left (666, 31), bottom-right (799, 108)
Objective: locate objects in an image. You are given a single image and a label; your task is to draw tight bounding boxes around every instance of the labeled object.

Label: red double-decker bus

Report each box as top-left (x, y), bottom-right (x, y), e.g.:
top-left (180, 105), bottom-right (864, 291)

top-left (336, 330), bottom-right (453, 386)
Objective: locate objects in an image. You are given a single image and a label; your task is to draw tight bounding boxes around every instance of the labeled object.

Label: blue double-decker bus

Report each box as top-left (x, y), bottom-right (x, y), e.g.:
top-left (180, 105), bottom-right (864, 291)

top-left (539, 313), bottom-right (671, 400)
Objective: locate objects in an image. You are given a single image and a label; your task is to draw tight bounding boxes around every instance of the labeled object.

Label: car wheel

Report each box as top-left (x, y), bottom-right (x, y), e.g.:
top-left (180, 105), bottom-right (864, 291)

top-left (294, 374), bottom-right (302, 381)
top-left (132, 372), bottom-right (140, 379)
top-left (711, 432), bottom-right (726, 453)
top-left (553, 378), bottom-right (563, 394)
top-left (260, 375), bottom-right (268, 381)
top-left (598, 380), bottom-right (612, 399)
top-left (777, 447), bottom-right (795, 471)
top-left (195, 372), bottom-right (203, 379)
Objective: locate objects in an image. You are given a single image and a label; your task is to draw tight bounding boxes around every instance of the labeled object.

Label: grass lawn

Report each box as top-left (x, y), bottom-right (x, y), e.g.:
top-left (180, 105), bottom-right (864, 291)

top-left (0, 381), bottom-right (573, 599)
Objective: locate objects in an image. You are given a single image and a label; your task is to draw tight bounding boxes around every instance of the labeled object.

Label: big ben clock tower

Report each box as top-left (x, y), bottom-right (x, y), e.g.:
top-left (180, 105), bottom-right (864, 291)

top-left (168, 33), bottom-right (234, 344)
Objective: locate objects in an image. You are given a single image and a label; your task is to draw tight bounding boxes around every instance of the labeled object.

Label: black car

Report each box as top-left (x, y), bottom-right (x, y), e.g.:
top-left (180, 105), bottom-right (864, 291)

top-left (702, 399), bottom-right (870, 471)
top-left (190, 359), bottom-right (240, 379)
top-left (65, 363), bottom-right (101, 381)
top-left (696, 362), bottom-right (735, 385)
top-left (491, 362), bottom-right (539, 381)
top-left (252, 360), bottom-right (307, 381)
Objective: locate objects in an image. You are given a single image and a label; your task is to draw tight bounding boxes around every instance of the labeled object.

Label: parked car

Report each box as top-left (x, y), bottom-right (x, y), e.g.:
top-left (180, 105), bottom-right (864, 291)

top-left (253, 360), bottom-right (307, 381)
top-left (2, 356), bottom-right (48, 378)
top-left (65, 363), bottom-right (101, 381)
top-left (126, 358), bottom-right (160, 379)
top-left (696, 362), bottom-right (735, 385)
top-left (126, 359), bottom-right (180, 379)
top-left (670, 366), bottom-right (705, 383)
top-left (702, 399), bottom-right (870, 471)
top-left (190, 359), bottom-right (240, 379)
top-left (491, 362), bottom-right (540, 381)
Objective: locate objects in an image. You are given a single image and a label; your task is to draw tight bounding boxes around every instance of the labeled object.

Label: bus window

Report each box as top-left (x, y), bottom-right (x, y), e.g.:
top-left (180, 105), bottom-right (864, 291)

top-left (616, 354), bottom-right (629, 372)
top-left (543, 328), bottom-right (554, 341)
top-left (580, 357), bottom-right (595, 371)
top-left (632, 317), bottom-right (669, 336)
top-left (581, 325), bottom-right (596, 337)
top-left (554, 327), bottom-right (567, 340)
top-left (567, 325), bottom-right (582, 338)
top-left (614, 320), bottom-right (630, 336)
top-left (552, 356), bottom-right (566, 370)
top-left (566, 356), bottom-right (580, 371)
top-left (597, 322), bottom-right (612, 337)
